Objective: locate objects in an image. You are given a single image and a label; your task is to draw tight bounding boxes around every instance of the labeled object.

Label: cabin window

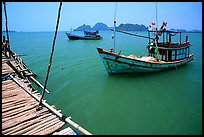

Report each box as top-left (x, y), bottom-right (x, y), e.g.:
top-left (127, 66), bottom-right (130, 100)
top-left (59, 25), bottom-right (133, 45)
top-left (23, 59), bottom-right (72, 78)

top-left (171, 50), bottom-right (177, 61)
top-left (176, 48), bottom-right (188, 60)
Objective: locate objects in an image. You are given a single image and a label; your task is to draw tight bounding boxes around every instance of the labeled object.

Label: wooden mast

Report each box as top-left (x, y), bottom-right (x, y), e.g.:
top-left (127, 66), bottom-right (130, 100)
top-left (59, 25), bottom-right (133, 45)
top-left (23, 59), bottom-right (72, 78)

top-left (113, 2), bottom-right (117, 52)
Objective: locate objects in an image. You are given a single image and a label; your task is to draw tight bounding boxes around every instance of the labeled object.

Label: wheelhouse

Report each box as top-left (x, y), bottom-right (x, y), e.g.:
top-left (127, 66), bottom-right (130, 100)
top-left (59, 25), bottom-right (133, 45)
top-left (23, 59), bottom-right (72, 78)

top-left (147, 30), bottom-right (192, 62)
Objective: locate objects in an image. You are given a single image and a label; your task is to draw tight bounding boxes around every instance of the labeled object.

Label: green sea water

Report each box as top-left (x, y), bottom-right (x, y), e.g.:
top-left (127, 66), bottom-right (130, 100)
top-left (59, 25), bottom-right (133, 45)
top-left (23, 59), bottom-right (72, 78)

top-left (4, 31), bottom-right (202, 135)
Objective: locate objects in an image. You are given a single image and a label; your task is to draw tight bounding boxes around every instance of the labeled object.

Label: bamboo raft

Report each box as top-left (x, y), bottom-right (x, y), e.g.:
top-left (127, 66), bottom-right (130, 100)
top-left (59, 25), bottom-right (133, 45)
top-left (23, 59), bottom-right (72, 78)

top-left (2, 42), bottom-right (92, 135)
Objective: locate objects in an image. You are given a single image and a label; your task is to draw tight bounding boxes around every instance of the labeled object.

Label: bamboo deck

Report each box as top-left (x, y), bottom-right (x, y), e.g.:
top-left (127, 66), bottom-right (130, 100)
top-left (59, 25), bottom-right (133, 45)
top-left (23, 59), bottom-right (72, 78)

top-left (2, 46), bottom-right (82, 135)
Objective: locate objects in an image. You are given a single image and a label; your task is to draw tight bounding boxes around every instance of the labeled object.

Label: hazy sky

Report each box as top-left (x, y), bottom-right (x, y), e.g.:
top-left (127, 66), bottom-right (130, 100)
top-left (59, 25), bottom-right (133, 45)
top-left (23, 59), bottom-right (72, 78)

top-left (2, 2), bottom-right (202, 32)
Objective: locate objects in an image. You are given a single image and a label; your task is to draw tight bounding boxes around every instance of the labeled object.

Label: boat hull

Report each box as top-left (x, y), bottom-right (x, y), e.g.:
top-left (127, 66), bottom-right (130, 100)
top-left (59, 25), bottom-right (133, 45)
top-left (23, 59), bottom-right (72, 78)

top-left (96, 47), bottom-right (194, 75)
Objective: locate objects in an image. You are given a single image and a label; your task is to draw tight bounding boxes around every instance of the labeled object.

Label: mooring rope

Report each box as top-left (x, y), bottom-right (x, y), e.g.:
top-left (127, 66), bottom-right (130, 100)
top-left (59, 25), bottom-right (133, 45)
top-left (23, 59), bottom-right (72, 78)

top-left (37, 2), bottom-right (62, 109)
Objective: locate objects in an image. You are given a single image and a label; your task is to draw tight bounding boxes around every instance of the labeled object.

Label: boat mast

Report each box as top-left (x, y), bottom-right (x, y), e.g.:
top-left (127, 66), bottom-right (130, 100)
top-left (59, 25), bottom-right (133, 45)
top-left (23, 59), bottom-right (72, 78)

top-left (113, 2), bottom-right (117, 52)
top-left (155, 2), bottom-right (160, 61)
top-left (155, 2), bottom-right (158, 44)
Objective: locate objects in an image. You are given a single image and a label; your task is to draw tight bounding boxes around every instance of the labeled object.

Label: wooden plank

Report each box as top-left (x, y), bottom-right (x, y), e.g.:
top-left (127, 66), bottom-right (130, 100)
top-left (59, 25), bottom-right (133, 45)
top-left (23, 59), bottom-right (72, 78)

top-left (2, 105), bottom-right (37, 123)
top-left (2, 102), bottom-right (38, 119)
top-left (2, 98), bottom-right (27, 109)
top-left (53, 127), bottom-right (74, 135)
top-left (2, 84), bottom-right (21, 92)
top-left (24, 117), bottom-right (63, 135)
top-left (2, 50), bottom-right (90, 135)
top-left (2, 99), bottom-right (36, 113)
top-left (3, 112), bottom-right (52, 135)
top-left (2, 95), bottom-right (31, 104)
top-left (2, 79), bottom-right (13, 85)
top-left (2, 87), bottom-right (24, 96)
top-left (11, 115), bottom-right (57, 135)
top-left (2, 91), bottom-right (31, 104)
top-left (36, 120), bottom-right (65, 135)
top-left (2, 107), bottom-right (49, 131)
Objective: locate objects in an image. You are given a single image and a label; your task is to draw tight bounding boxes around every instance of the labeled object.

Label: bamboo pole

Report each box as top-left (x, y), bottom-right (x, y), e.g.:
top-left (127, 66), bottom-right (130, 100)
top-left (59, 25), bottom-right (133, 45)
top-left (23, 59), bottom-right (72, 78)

top-left (29, 76), bottom-right (50, 94)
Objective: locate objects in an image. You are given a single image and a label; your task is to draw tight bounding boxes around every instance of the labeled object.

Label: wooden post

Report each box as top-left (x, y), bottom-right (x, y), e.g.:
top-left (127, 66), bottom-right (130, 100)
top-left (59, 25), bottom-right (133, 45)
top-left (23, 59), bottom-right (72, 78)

top-left (180, 32), bottom-right (181, 44)
top-left (186, 35), bottom-right (188, 42)
top-left (169, 35), bottom-right (171, 43)
top-left (3, 2), bottom-right (10, 51)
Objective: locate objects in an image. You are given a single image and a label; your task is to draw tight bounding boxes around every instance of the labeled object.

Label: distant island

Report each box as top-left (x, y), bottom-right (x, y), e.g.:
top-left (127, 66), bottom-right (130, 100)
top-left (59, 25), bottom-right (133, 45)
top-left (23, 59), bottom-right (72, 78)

top-left (73, 22), bottom-right (202, 33)
top-left (74, 22), bottom-right (110, 31)
top-left (116, 23), bottom-right (148, 31)
top-left (2, 30), bottom-right (17, 32)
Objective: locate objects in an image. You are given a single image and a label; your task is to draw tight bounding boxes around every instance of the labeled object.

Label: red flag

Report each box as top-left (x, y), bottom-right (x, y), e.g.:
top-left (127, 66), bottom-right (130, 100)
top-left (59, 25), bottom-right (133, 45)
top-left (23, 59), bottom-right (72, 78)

top-left (163, 22), bottom-right (167, 26)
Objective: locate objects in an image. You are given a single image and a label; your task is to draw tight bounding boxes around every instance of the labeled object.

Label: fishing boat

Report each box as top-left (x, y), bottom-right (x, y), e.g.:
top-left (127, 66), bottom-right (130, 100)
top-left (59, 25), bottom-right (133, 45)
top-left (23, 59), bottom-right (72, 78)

top-left (96, 22), bottom-right (194, 75)
top-left (66, 30), bottom-right (102, 40)
top-left (96, 3), bottom-right (194, 75)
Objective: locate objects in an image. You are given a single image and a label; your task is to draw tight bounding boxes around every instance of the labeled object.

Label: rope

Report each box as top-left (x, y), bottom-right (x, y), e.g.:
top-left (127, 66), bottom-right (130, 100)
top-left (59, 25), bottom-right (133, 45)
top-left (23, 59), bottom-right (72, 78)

top-left (3, 2), bottom-right (10, 51)
top-left (2, 73), bottom-right (11, 80)
top-left (37, 2), bottom-right (62, 109)
top-left (113, 2), bottom-right (117, 52)
top-left (111, 28), bottom-right (154, 40)
top-left (114, 2), bottom-right (117, 21)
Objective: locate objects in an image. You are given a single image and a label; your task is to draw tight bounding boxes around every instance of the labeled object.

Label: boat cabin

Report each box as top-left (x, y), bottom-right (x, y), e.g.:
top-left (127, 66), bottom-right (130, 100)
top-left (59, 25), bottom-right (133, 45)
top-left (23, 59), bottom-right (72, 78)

top-left (147, 30), bottom-right (192, 62)
top-left (84, 31), bottom-right (101, 37)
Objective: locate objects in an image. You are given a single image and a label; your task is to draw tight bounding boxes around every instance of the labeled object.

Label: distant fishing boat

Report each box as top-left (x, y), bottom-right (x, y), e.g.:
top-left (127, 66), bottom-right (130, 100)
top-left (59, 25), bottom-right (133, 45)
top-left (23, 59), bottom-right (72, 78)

top-left (96, 23), bottom-right (194, 75)
top-left (66, 31), bottom-right (102, 40)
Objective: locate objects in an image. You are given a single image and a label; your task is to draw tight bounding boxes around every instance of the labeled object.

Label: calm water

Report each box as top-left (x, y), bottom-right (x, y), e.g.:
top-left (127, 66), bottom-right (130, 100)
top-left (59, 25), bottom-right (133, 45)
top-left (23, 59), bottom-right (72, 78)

top-left (4, 31), bottom-right (202, 135)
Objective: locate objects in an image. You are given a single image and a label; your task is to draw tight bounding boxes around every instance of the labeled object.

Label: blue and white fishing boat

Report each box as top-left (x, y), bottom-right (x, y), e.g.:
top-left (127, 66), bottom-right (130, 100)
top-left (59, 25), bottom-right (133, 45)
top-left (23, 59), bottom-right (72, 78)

top-left (66, 31), bottom-right (102, 40)
top-left (96, 22), bottom-right (194, 75)
top-left (96, 3), bottom-right (194, 75)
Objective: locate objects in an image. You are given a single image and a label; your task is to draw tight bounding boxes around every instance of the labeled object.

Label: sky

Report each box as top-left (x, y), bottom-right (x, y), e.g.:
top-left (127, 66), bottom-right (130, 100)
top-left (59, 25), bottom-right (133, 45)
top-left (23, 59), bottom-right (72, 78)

top-left (2, 2), bottom-right (202, 32)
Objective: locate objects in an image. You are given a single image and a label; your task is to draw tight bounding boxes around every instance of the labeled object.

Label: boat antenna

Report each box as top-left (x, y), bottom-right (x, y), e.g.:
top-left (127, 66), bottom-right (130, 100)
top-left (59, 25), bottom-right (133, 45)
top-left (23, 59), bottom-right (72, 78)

top-left (113, 2), bottom-right (117, 52)
top-left (156, 2), bottom-right (158, 32)
top-left (37, 2), bottom-right (62, 110)
top-left (154, 2), bottom-right (160, 61)
top-left (3, 2), bottom-right (10, 53)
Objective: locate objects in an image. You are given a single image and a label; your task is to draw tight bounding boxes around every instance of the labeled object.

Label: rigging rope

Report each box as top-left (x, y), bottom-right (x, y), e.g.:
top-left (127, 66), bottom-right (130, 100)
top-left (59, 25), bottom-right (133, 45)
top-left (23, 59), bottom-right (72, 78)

top-left (114, 2), bottom-right (117, 21)
top-left (113, 2), bottom-right (117, 52)
top-left (37, 2), bottom-right (63, 109)
top-left (110, 28), bottom-right (154, 40)
top-left (3, 2), bottom-right (10, 51)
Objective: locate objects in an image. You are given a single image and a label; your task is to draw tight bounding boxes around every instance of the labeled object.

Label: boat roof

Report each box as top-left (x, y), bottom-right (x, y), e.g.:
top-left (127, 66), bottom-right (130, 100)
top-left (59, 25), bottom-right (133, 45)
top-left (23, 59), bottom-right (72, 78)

top-left (148, 30), bottom-right (182, 33)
